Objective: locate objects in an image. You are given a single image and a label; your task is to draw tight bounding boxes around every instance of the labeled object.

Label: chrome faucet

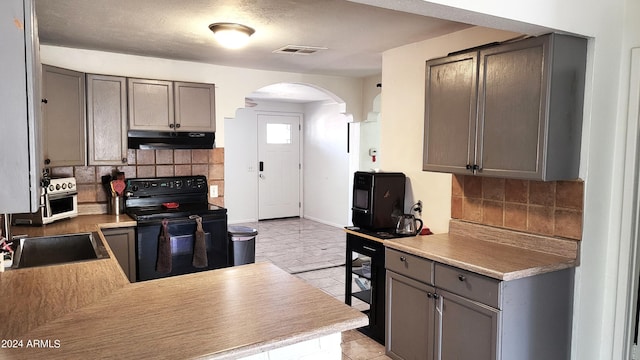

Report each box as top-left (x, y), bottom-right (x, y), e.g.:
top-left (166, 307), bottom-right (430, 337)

top-left (2, 213), bottom-right (11, 244)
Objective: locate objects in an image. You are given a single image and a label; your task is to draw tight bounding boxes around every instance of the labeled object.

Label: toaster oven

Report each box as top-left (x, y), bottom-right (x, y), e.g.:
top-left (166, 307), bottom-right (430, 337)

top-left (12, 177), bottom-right (78, 225)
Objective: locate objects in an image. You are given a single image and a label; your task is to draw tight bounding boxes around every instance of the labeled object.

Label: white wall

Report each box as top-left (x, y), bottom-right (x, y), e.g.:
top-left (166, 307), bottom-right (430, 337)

top-left (380, 27), bottom-right (520, 234)
top-left (359, 94), bottom-right (381, 171)
top-left (40, 46), bottom-right (365, 147)
top-left (303, 101), bottom-right (352, 227)
top-left (358, 0), bottom-right (638, 358)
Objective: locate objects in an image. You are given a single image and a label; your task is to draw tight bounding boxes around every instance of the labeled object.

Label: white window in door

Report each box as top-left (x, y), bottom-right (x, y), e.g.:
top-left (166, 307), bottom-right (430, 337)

top-left (258, 114), bottom-right (301, 220)
top-left (266, 123), bottom-right (292, 144)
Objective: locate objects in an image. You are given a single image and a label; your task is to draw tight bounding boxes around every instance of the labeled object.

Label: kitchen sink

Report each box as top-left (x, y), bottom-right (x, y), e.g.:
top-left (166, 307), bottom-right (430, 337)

top-left (12, 232), bottom-right (107, 269)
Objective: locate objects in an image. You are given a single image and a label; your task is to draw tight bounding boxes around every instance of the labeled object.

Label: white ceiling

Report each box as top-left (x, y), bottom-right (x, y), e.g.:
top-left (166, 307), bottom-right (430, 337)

top-left (35, 0), bottom-right (473, 78)
top-left (35, 0), bottom-right (472, 102)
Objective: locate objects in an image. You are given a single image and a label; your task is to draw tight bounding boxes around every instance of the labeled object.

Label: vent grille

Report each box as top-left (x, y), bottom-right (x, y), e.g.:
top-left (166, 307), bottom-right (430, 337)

top-left (273, 45), bottom-right (328, 55)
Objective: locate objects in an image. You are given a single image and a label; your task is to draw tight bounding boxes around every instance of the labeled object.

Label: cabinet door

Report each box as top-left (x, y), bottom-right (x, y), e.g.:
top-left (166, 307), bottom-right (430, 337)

top-left (42, 65), bottom-right (86, 167)
top-left (174, 82), bottom-right (215, 132)
top-left (437, 289), bottom-right (500, 360)
top-left (423, 51), bottom-right (477, 174)
top-left (386, 271), bottom-right (435, 360)
top-left (128, 78), bottom-right (174, 131)
top-left (86, 74), bottom-right (128, 165)
top-left (102, 227), bottom-right (136, 283)
top-left (0, 0), bottom-right (42, 213)
top-left (476, 36), bottom-right (547, 178)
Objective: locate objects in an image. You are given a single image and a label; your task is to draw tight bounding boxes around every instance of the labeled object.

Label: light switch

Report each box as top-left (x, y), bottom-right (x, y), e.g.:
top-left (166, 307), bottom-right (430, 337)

top-left (209, 185), bottom-right (219, 198)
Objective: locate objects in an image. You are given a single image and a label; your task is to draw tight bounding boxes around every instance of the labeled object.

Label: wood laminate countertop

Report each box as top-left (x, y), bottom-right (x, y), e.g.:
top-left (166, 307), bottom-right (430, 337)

top-left (346, 220), bottom-right (579, 281)
top-left (3, 262), bottom-right (367, 360)
top-left (3, 216), bottom-right (367, 359)
top-left (11, 214), bottom-right (136, 237)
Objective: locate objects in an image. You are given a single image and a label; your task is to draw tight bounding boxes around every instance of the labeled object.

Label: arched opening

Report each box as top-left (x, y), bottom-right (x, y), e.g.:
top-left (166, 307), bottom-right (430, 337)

top-left (224, 82), bottom-right (357, 227)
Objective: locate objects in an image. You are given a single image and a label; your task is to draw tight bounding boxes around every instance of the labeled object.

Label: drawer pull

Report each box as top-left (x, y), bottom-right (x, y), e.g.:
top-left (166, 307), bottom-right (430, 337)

top-left (458, 274), bottom-right (466, 281)
top-left (400, 256), bottom-right (407, 262)
top-left (362, 246), bottom-right (377, 252)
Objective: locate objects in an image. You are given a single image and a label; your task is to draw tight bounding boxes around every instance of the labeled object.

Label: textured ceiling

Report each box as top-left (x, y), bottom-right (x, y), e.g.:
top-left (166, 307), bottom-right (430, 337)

top-left (35, 0), bottom-right (472, 79)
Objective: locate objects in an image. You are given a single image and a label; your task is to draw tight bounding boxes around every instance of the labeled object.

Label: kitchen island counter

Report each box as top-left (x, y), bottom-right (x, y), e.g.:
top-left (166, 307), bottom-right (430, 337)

top-left (4, 262), bottom-right (366, 359)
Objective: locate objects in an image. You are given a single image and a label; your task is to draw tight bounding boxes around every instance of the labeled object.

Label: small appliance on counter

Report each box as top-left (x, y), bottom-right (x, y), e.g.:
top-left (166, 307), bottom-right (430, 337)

top-left (351, 171), bottom-right (406, 232)
top-left (12, 177), bottom-right (78, 226)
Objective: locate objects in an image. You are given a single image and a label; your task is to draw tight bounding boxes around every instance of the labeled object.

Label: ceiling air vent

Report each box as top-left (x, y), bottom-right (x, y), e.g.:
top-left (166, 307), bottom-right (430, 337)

top-left (273, 45), bottom-right (328, 55)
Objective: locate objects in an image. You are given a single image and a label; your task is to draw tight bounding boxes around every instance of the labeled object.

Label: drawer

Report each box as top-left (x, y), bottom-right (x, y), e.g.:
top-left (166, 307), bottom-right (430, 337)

top-left (385, 248), bottom-right (434, 285)
top-left (435, 263), bottom-right (501, 308)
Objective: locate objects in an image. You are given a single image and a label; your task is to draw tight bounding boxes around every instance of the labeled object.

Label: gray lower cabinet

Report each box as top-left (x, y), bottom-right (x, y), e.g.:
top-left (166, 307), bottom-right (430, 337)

top-left (438, 289), bottom-right (499, 360)
top-left (86, 74), bottom-right (128, 165)
top-left (102, 227), bottom-right (136, 283)
top-left (423, 33), bottom-right (587, 181)
top-left (386, 271), bottom-right (436, 360)
top-left (386, 248), bottom-right (573, 360)
top-left (0, 0), bottom-right (42, 213)
top-left (42, 65), bottom-right (86, 167)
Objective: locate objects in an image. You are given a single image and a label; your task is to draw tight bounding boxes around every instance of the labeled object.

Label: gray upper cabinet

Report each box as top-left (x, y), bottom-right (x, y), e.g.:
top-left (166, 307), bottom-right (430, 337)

top-left (423, 52), bottom-right (478, 175)
top-left (128, 78), bottom-right (216, 132)
top-left (423, 33), bottom-right (587, 181)
top-left (0, 0), bottom-right (42, 213)
top-left (128, 78), bottom-right (174, 131)
top-left (174, 81), bottom-right (216, 132)
top-left (42, 65), bottom-right (86, 167)
top-left (86, 74), bottom-right (128, 165)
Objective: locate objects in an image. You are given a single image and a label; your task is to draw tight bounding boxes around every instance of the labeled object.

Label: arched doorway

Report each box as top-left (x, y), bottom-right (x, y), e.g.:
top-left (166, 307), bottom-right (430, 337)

top-left (224, 82), bottom-right (356, 227)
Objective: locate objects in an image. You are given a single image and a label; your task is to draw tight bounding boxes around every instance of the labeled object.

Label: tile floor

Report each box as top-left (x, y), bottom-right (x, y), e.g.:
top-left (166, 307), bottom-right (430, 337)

top-left (234, 217), bottom-right (390, 359)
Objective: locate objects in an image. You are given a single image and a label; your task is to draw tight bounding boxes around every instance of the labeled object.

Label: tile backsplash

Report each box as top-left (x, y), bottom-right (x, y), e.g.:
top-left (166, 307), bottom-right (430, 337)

top-left (451, 175), bottom-right (583, 240)
top-left (49, 148), bottom-right (224, 214)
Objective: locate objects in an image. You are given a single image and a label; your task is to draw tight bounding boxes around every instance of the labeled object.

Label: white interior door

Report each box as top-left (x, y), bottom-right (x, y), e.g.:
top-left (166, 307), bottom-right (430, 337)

top-left (258, 113), bottom-right (301, 220)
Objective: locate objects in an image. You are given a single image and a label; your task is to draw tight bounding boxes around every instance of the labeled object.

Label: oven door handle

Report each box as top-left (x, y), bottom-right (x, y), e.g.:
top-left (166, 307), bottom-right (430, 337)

top-left (351, 207), bottom-right (369, 214)
top-left (47, 191), bottom-right (78, 200)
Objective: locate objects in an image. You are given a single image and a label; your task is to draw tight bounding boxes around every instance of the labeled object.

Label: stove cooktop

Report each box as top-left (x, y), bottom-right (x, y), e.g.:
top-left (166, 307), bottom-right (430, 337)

top-left (124, 176), bottom-right (227, 223)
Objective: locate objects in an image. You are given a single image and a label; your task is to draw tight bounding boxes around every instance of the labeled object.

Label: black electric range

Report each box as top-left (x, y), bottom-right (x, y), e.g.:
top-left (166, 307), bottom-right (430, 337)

top-left (124, 175), bottom-right (229, 281)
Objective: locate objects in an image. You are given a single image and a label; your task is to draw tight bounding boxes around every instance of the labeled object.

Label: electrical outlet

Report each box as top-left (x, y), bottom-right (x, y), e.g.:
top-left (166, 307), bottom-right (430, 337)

top-left (413, 200), bottom-right (423, 215)
top-left (209, 185), bottom-right (219, 198)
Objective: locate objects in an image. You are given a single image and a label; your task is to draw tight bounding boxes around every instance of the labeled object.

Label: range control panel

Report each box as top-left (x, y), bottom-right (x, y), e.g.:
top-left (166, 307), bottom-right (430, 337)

top-left (126, 176), bottom-right (208, 197)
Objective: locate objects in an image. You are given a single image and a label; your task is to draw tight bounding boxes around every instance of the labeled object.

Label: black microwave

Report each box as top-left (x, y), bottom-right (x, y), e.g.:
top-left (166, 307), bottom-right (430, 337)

top-left (352, 171), bottom-right (406, 230)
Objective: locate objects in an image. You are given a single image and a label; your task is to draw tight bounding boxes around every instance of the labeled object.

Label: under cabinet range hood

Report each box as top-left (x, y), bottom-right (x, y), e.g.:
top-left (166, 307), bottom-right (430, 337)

top-left (127, 131), bottom-right (215, 149)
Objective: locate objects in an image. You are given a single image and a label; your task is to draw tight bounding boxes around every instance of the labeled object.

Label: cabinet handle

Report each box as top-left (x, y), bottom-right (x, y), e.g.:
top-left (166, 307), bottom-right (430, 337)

top-left (465, 164), bottom-right (472, 170)
top-left (399, 256), bottom-right (406, 262)
top-left (458, 274), bottom-right (466, 281)
top-left (122, 157), bottom-right (127, 164)
top-left (427, 292), bottom-right (432, 298)
top-left (432, 293), bottom-right (439, 300)
top-left (41, 98), bottom-right (48, 104)
top-left (175, 123), bottom-right (181, 129)
top-left (169, 123), bottom-right (175, 129)
top-left (44, 158), bottom-right (51, 165)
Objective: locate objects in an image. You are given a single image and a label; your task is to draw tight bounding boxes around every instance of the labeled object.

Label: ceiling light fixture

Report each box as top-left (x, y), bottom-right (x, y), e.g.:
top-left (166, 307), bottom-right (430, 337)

top-left (208, 22), bottom-right (255, 49)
